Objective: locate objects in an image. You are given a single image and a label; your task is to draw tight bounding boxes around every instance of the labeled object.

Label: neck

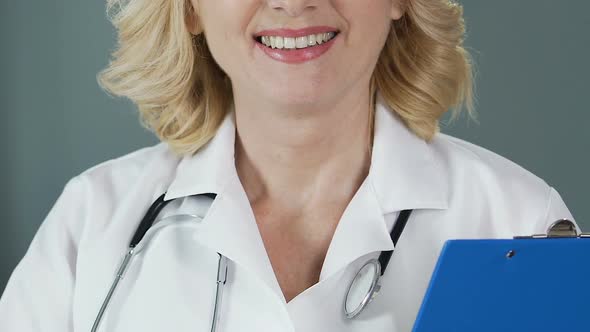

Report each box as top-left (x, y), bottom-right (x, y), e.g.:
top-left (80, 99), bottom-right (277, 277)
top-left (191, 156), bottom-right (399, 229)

top-left (233, 87), bottom-right (374, 217)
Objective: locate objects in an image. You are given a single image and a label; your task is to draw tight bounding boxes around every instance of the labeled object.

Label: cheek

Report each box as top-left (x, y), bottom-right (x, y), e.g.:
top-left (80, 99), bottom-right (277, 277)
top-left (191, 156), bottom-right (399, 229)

top-left (337, 0), bottom-right (392, 44)
top-left (344, 2), bottom-right (392, 61)
top-left (352, 1), bottom-right (392, 36)
top-left (199, 2), bottom-right (254, 77)
top-left (201, 27), bottom-right (236, 78)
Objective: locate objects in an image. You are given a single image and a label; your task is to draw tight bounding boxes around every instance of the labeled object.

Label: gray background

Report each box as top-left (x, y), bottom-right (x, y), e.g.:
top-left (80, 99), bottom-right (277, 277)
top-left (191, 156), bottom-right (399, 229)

top-left (1, 1), bottom-right (588, 293)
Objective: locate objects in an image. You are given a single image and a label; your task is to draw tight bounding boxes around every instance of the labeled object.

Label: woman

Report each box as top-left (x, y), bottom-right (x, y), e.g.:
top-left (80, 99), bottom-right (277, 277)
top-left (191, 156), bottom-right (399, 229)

top-left (0, 0), bottom-right (577, 331)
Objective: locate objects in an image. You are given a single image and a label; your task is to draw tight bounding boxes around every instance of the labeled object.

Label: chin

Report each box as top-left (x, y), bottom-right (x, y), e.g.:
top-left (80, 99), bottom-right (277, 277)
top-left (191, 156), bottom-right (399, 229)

top-left (269, 92), bottom-right (327, 108)
top-left (266, 82), bottom-right (332, 106)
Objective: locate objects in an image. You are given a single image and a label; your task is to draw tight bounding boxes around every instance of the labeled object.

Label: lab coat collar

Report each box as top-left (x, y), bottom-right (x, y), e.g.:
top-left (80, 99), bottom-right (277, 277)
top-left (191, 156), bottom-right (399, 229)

top-left (370, 93), bottom-right (449, 213)
top-left (164, 109), bottom-right (237, 201)
top-left (166, 94), bottom-right (449, 211)
top-left (163, 94), bottom-right (449, 303)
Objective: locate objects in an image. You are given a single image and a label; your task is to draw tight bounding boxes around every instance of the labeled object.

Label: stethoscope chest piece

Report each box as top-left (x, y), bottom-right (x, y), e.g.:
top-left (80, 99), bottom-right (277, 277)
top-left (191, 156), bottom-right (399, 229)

top-left (344, 258), bottom-right (382, 319)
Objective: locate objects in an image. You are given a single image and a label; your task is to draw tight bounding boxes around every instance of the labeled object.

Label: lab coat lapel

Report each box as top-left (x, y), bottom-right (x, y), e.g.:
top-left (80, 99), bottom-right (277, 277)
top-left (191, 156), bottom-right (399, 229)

top-left (191, 176), bottom-right (286, 304)
top-left (318, 94), bottom-right (450, 281)
top-left (164, 112), bottom-right (285, 303)
top-left (318, 177), bottom-right (393, 281)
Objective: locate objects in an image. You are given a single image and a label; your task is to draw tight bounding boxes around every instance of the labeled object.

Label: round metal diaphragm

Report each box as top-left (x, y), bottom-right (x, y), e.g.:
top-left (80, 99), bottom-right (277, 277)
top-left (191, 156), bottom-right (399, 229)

top-left (344, 259), bottom-right (382, 319)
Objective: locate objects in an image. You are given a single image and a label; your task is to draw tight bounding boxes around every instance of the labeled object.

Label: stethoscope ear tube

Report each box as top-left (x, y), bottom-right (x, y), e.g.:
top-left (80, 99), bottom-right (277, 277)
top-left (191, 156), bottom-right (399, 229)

top-left (129, 193), bottom-right (218, 248)
top-left (91, 248), bottom-right (135, 332)
top-left (210, 254), bottom-right (229, 332)
top-left (93, 193), bottom-right (219, 332)
top-left (377, 209), bottom-right (412, 275)
top-left (129, 193), bottom-right (171, 248)
top-left (92, 192), bottom-right (172, 332)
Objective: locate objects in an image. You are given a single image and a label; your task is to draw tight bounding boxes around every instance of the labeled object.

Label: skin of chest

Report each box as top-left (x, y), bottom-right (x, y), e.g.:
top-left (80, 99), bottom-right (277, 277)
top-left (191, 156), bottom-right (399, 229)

top-left (252, 202), bottom-right (346, 303)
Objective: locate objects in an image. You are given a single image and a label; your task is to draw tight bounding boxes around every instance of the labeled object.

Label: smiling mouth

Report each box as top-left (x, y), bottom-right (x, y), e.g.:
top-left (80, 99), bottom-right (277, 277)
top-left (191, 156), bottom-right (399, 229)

top-left (254, 31), bottom-right (340, 50)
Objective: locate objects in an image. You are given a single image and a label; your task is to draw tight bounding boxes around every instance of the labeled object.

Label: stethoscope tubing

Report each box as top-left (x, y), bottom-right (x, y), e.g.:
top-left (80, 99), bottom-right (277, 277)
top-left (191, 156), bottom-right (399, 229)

top-left (92, 193), bottom-right (172, 332)
top-left (91, 193), bottom-right (412, 331)
top-left (211, 254), bottom-right (229, 332)
top-left (91, 248), bottom-right (135, 332)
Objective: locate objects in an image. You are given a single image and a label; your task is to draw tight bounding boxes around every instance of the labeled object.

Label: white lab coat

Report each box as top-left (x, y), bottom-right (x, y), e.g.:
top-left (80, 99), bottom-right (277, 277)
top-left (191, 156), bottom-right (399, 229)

top-left (0, 96), bottom-right (577, 332)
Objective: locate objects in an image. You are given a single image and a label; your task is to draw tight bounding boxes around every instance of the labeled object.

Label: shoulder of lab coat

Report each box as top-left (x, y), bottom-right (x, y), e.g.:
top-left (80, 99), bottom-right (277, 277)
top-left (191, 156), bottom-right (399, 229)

top-left (0, 175), bottom-right (85, 331)
top-left (0, 131), bottom-right (578, 330)
top-left (0, 143), bottom-right (178, 331)
top-left (432, 133), bottom-right (576, 233)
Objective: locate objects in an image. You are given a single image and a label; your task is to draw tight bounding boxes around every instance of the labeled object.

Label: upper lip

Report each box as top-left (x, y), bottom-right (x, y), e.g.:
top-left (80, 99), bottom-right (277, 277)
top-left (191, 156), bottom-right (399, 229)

top-left (253, 26), bottom-right (339, 38)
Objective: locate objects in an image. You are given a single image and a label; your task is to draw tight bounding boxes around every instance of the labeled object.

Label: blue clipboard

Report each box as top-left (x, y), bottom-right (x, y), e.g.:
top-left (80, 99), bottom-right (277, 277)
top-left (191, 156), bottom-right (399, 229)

top-left (412, 220), bottom-right (590, 332)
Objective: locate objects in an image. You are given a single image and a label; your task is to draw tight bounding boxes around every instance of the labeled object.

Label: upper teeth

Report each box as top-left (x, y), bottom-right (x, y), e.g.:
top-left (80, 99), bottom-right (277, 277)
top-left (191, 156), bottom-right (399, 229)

top-left (260, 32), bottom-right (336, 49)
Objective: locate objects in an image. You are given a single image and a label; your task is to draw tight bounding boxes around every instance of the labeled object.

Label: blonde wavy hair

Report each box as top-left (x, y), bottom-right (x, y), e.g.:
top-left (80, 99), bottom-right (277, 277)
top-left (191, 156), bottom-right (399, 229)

top-left (97, 0), bottom-right (474, 155)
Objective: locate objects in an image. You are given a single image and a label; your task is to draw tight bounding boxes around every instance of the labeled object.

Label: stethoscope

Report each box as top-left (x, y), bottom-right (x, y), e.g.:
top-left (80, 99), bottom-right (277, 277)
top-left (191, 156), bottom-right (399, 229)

top-left (91, 193), bottom-right (412, 331)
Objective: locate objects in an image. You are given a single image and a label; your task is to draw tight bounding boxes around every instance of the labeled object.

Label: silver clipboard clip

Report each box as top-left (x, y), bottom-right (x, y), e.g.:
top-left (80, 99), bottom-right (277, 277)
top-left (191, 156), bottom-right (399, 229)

top-left (514, 219), bottom-right (590, 239)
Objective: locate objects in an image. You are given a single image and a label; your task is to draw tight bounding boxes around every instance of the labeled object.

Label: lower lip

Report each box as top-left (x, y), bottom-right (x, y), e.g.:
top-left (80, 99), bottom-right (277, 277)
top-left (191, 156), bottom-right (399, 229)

top-left (255, 35), bottom-right (338, 64)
